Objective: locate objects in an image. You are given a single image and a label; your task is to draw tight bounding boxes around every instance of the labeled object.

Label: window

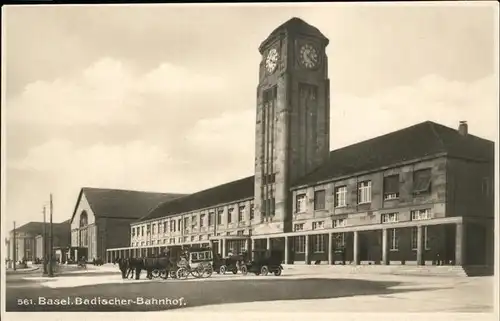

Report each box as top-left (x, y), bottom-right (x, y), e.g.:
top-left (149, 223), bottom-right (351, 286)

top-left (177, 219), bottom-right (181, 231)
top-left (264, 173), bottom-right (276, 185)
top-left (332, 219), bottom-right (346, 228)
top-left (158, 223), bottom-right (162, 234)
top-left (184, 217), bottom-right (189, 230)
top-left (358, 181), bottom-right (372, 204)
top-left (296, 194), bottom-right (307, 212)
top-left (389, 229), bottom-right (399, 250)
top-left (191, 216), bottom-right (197, 228)
top-left (294, 223), bottom-right (305, 231)
top-left (226, 232), bottom-right (231, 236)
top-left (334, 233), bottom-right (345, 248)
top-left (147, 225), bottom-right (151, 234)
top-left (250, 205), bottom-right (254, 220)
top-left (335, 186), bottom-right (347, 207)
top-left (312, 221), bottom-right (324, 230)
top-left (411, 209), bottom-right (432, 221)
top-left (294, 236), bottom-right (306, 253)
top-left (163, 239), bottom-right (167, 244)
top-left (314, 190), bottom-right (326, 210)
top-left (141, 226), bottom-right (144, 236)
top-left (137, 227), bottom-right (140, 236)
top-left (209, 212), bottom-right (215, 226)
top-left (413, 169), bottom-right (432, 194)
top-left (163, 222), bottom-right (167, 233)
top-left (228, 208), bottom-right (234, 223)
top-left (217, 210), bottom-right (223, 225)
top-left (172, 221), bottom-right (176, 232)
top-left (313, 235), bottom-right (325, 253)
top-left (132, 228), bottom-right (135, 237)
top-left (152, 224), bottom-right (156, 234)
top-left (384, 175), bottom-right (400, 200)
top-left (238, 206), bottom-right (245, 222)
top-left (237, 230), bottom-right (244, 236)
top-left (411, 226), bottom-right (430, 250)
top-left (200, 214), bottom-right (206, 227)
top-left (191, 236), bottom-right (195, 242)
top-left (381, 213), bottom-right (399, 224)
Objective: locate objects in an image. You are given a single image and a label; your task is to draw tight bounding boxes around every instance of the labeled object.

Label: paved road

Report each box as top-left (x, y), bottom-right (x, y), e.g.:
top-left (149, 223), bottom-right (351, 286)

top-left (6, 270), bottom-right (419, 312)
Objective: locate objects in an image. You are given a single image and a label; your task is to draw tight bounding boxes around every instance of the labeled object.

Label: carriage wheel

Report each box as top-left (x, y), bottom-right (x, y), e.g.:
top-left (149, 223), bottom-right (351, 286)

top-left (151, 269), bottom-right (161, 278)
top-left (169, 270), bottom-right (177, 279)
top-left (191, 268), bottom-right (202, 278)
top-left (240, 265), bottom-right (248, 275)
top-left (176, 267), bottom-right (189, 280)
top-left (202, 265), bottom-right (213, 278)
top-left (160, 270), bottom-right (168, 279)
top-left (260, 265), bottom-right (269, 276)
top-left (219, 265), bottom-right (227, 274)
top-left (232, 267), bottom-right (238, 274)
top-left (273, 268), bottom-right (282, 276)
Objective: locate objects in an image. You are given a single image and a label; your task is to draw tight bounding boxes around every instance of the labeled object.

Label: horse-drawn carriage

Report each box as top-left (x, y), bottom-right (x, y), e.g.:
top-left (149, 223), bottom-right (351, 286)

top-left (142, 247), bottom-right (213, 280)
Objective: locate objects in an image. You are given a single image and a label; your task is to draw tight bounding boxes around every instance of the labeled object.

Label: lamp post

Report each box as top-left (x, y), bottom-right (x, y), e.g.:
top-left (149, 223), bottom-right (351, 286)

top-left (48, 194), bottom-right (54, 277)
top-left (42, 206), bottom-right (48, 276)
top-left (13, 221), bottom-right (16, 271)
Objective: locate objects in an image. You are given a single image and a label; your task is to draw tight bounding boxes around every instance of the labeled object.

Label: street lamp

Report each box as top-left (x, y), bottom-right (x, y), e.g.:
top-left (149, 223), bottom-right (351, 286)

top-left (48, 194), bottom-right (54, 277)
top-left (42, 206), bottom-right (48, 276)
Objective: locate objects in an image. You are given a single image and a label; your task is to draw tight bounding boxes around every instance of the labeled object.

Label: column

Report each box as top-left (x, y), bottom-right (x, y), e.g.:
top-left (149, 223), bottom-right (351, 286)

top-left (284, 236), bottom-right (289, 264)
top-left (382, 229), bottom-right (389, 265)
top-left (416, 226), bottom-right (424, 265)
top-left (222, 239), bottom-right (227, 257)
top-left (455, 222), bottom-right (466, 266)
top-left (245, 238), bottom-right (250, 252)
top-left (353, 231), bottom-right (360, 265)
top-left (251, 239), bottom-right (256, 260)
top-left (266, 237), bottom-right (271, 250)
top-left (305, 235), bottom-right (310, 265)
top-left (328, 233), bottom-right (333, 265)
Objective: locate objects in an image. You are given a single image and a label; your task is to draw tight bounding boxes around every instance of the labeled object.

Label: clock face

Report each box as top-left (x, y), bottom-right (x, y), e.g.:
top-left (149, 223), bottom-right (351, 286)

top-left (265, 48), bottom-right (279, 73)
top-left (299, 44), bottom-right (319, 69)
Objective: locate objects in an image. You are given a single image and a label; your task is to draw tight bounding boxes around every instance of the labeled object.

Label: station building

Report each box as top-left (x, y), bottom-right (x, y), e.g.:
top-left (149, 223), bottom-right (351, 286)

top-left (106, 18), bottom-right (495, 269)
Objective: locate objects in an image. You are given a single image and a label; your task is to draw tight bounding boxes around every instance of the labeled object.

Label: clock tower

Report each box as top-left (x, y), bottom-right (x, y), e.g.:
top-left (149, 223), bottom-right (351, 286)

top-left (253, 17), bottom-right (330, 235)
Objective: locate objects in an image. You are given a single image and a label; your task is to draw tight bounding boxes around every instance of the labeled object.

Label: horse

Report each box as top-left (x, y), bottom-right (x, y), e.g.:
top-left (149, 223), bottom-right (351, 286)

top-left (122, 256), bottom-right (175, 280)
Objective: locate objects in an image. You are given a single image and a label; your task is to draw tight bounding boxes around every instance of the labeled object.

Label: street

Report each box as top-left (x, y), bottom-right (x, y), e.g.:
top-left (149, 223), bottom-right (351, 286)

top-left (5, 265), bottom-right (495, 312)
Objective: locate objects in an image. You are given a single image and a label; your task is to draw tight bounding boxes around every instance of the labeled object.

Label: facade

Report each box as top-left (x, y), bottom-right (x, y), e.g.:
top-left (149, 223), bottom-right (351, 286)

top-left (103, 17), bottom-right (494, 268)
top-left (69, 187), bottom-right (185, 261)
top-left (6, 220), bottom-right (70, 262)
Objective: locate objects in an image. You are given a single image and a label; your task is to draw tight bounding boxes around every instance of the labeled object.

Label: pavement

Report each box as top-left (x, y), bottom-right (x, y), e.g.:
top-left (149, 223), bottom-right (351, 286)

top-left (4, 263), bottom-right (496, 313)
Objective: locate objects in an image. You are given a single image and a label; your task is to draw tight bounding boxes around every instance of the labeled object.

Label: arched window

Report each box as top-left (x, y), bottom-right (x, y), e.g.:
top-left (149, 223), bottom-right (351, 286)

top-left (80, 211), bottom-right (88, 227)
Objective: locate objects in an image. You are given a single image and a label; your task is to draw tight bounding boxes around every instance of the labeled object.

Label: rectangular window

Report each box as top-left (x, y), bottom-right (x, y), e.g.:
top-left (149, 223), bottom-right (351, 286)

top-left (132, 228), bottom-right (135, 237)
top-left (226, 232), bottom-right (231, 236)
top-left (384, 175), bottom-right (400, 200)
top-left (209, 212), bottom-right (215, 226)
top-left (238, 206), bottom-right (245, 222)
top-left (250, 205), bottom-right (254, 220)
top-left (237, 230), bottom-right (244, 236)
top-left (358, 181), bottom-right (372, 204)
top-left (312, 221), bottom-right (324, 230)
top-left (184, 217), bottom-right (189, 230)
top-left (411, 209), bottom-right (432, 221)
top-left (335, 186), bottom-right (347, 207)
top-left (191, 216), bottom-right (197, 228)
top-left (228, 208), bottom-right (234, 223)
top-left (163, 222), bottom-right (168, 233)
top-left (147, 225), bottom-right (151, 234)
top-left (413, 169), bottom-right (432, 194)
top-left (334, 233), bottom-right (345, 248)
top-left (313, 235), bottom-right (325, 253)
top-left (381, 213), bottom-right (399, 224)
top-left (389, 229), bottom-right (399, 251)
top-left (294, 236), bottom-right (306, 253)
top-left (141, 226), bottom-right (144, 236)
top-left (293, 223), bottom-right (305, 231)
top-left (172, 221), bottom-right (176, 232)
top-left (314, 190), bottom-right (326, 210)
top-left (152, 224), bottom-right (156, 234)
top-left (296, 194), bottom-right (307, 212)
top-left (332, 219), bottom-right (346, 228)
top-left (217, 210), bottom-right (223, 225)
top-left (177, 219), bottom-right (181, 231)
top-left (200, 214), bottom-right (206, 227)
top-left (190, 236), bottom-right (195, 242)
top-left (411, 226), bottom-right (431, 250)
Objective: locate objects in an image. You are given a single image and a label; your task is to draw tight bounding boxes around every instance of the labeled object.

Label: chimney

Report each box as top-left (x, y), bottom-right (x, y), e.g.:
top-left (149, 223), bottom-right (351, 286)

top-left (458, 121), bottom-right (468, 136)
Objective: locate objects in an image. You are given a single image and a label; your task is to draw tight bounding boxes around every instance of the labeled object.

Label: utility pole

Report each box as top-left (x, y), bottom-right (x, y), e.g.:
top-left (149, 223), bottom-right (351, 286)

top-left (13, 221), bottom-right (16, 271)
top-left (48, 194), bottom-right (54, 277)
top-left (42, 206), bottom-right (48, 276)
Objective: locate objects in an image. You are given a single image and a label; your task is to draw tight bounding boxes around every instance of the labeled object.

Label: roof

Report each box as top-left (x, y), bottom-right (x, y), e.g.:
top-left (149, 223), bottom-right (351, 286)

top-left (139, 176), bottom-right (254, 222)
top-left (71, 188), bottom-right (186, 223)
top-left (293, 121), bottom-right (494, 187)
top-left (10, 219), bottom-right (71, 236)
top-left (259, 17), bottom-right (329, 53)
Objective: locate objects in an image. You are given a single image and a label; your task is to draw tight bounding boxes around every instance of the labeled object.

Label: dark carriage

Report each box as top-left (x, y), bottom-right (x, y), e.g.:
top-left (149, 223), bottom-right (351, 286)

top-left (213, 253), bottom-right (248, 274)
top-left (244, 249), bottom-right (283, 276)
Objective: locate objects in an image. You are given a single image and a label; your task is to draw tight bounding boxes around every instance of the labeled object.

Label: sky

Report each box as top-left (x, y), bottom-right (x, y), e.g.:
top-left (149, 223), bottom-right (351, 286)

top-left (1, 3), bottom-right (498, 232)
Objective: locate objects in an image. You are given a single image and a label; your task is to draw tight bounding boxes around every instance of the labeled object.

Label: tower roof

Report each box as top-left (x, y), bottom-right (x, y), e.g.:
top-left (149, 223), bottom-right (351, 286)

top-left (259, 17), bottom-right (329, 53)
